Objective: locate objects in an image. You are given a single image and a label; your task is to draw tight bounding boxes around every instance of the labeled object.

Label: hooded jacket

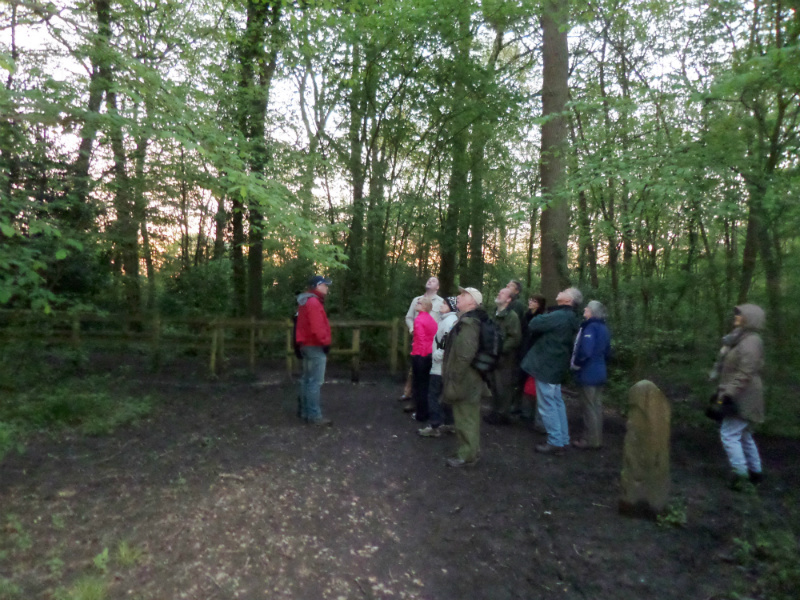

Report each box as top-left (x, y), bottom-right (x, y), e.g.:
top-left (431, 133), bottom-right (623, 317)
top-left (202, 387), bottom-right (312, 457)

top-left (718, 304), bottom-right (765, 423)
top-left (295, 289), bottom-right (331, 347)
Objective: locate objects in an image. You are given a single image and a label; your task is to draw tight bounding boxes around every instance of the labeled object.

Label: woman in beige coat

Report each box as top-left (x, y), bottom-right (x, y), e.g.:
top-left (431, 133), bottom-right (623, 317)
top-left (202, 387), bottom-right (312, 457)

top-left (714, 304), bottom-right (765, 488)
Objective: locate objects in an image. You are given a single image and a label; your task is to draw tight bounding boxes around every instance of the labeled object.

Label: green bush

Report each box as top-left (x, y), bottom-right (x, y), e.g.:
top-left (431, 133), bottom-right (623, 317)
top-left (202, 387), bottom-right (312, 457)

top-left (2, 376), bottom-right (152, 437)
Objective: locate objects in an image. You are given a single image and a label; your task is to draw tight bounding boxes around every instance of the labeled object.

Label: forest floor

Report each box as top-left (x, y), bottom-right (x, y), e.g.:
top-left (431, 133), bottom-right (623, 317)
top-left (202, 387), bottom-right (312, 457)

top-left (1, 355), bottom-right (799, 600)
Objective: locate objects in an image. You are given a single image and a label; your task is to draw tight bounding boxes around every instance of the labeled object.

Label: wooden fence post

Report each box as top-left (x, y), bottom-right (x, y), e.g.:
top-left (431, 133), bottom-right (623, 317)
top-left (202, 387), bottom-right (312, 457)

top-left (286, 319), bottom-right (294, 379)
top-left (351, 328), bottom-right (361, 383)
top-left (218, 322), bottom-right (225, 368)
top-left (389, 318), bottom-right (399, 375)
top-left (402, 326), bottom-right (410, 372)
top-left (210, 323), bottom-right (218, 377)
top-left (150, 313), bottom-right (161, 371)
top-left (71, 314), bottom-right (81, 349)
top-left (249, 316), bottom-right (256, 371)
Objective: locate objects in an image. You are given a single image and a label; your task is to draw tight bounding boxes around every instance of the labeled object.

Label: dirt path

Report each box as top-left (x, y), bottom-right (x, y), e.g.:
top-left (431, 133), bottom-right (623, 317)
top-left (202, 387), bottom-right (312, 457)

top-left (1, 359), bottom-right (798, 599)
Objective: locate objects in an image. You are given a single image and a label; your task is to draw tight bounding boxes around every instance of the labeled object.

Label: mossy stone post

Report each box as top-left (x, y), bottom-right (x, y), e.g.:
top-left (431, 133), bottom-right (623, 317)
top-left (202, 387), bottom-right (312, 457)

top-left (619, 380), bottom-right (671, 519)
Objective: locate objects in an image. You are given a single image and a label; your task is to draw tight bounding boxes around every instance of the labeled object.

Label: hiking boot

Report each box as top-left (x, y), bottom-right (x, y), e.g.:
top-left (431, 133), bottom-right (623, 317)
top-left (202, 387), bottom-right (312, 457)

top-left (417, 426), bottom-right (441, 438)
top-left (446, 456), bottom-right (479, 468)
top-left (535, 443), bottom-right (566, 455)
top-left (483, 412), bottom-right (511, 425)
top-left (439, 424), bottom-right (456, 434)
top-left (309, 418), bottom-right (333, 427)
top-left (748, 470), bottom-right (764, 485)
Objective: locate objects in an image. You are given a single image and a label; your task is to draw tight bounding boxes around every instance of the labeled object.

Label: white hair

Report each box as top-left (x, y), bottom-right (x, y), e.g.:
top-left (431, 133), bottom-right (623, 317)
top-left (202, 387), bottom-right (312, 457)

top-left (558, 287), bottom-right (583, 307)
top-left (586, 300), bottom-right (607, 319)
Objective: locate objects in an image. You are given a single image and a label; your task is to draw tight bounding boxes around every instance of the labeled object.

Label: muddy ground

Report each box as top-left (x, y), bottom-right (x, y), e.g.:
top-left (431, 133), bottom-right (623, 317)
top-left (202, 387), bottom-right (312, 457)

top-left (1, 356), bottom-right (798, 600)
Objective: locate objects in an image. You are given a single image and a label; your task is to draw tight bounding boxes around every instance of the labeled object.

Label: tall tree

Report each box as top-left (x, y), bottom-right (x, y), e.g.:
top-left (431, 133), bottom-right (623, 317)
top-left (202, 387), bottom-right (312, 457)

top-left (539, 0), bottom-right (571, 302)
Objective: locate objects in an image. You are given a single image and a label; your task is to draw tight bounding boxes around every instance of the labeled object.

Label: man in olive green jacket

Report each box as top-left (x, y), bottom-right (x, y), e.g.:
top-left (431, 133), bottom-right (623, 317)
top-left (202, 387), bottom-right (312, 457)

top-left (484, 287), bottom-right (522, 425)
top-left (442, 286), bottom-right (487, 467)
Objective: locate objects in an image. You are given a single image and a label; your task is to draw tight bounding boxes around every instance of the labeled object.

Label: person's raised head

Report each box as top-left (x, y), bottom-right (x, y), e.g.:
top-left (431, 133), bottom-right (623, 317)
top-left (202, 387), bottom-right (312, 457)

top-left (457, 286), bottom-right (482, 313)
top-left (425, 277), bottom-right (440, 293)
top-left (495, 287), bottom-right (513, 309)
top-left (556, 287), bottom-right (582, 308)
top-left (506, 280), bottom-right (523, 298)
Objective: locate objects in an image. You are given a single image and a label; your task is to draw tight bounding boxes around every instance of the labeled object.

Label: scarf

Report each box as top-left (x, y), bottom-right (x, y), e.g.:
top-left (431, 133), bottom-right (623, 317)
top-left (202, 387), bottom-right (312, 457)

top-left (708, 327), bottom-right (746, 381)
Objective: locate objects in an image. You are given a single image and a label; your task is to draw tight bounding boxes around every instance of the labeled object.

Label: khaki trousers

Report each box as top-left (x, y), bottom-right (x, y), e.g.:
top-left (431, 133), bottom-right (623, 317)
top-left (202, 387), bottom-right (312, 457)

top-left (578, 385), bottom-right (604, 447)
top-left (452, 400), bottom-right (481, 462)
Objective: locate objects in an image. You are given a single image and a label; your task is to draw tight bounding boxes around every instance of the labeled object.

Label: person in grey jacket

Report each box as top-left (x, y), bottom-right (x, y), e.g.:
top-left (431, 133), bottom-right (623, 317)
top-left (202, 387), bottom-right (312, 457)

top-left (713, 304), bottom-right (766, 488)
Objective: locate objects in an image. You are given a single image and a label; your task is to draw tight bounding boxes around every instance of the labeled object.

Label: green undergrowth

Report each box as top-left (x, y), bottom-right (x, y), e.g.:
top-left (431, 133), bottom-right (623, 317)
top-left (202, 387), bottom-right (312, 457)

top-left (729, 490), bottom-right (800, 600)
top-left (605, 333), bottom-right (800, 439)
top-left (0, 345), bottom-right (153, 460)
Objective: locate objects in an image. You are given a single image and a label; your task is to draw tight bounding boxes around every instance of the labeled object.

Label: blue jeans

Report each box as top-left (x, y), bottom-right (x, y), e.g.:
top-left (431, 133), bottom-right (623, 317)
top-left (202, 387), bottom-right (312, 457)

top-left (427, 375), bottom-right (453, 428)
top-left (721, 416), bottom-right (762, 476)
top-left (536, 381), bottom-right (569, 447)
top-left (299, 346), bottom-right (327, 422)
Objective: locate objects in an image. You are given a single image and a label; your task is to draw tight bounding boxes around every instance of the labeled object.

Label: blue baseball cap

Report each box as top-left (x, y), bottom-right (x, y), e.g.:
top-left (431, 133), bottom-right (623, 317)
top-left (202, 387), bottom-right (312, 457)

top-left (308, 275), bottom-right (332, 288)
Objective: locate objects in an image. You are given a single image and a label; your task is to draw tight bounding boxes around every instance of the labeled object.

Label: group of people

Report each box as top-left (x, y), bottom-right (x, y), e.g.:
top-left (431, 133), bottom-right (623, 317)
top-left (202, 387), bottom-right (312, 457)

top-left (294, 273), bottom-right (767, 487)
top-left (400, 277), bottom-right (612, 467)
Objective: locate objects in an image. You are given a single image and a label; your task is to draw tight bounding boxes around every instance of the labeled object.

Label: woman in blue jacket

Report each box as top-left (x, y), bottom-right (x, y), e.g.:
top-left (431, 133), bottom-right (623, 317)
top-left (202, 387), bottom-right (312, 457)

top-left (570, 300), bottom-right (611, 449)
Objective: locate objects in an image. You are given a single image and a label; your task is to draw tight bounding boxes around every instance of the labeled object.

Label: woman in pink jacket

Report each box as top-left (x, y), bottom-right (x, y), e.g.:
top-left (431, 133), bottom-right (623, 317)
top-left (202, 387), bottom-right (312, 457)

top-left (411, 297), bottom-right (438, 422)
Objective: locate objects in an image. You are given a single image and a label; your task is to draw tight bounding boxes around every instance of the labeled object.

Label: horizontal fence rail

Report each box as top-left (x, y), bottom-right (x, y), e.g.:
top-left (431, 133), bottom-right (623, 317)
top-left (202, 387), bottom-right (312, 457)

top-left (0, 310), bottom-right (405, 381)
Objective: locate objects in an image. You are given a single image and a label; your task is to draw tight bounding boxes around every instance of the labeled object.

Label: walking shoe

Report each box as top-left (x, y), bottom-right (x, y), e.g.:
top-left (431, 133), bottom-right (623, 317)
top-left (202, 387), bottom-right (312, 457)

top-left (309, 418), bottom-right (333, 427)
top-left (402, 402), bottom-right (415, 413)
top-left (439, 424), bottom-right (456, 434)
top-left (748, 470), bottom-right (764, 485)
top-left (398, 395), bottom-right (411, 402)
top-left (483, 412), bottom-right (511, 425)
top-left (446, 457), bottom-right (479, 468)
top-left (535, 443), bottom-right (565, 455)
top-left (417, 426), bottom-right (441, 438)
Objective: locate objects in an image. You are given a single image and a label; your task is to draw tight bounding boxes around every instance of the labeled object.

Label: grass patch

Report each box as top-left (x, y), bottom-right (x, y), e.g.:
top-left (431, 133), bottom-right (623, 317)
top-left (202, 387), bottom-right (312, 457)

top-left (0, 577), bottom-right (21, 599)
top-left (0, 346), bottom-right (154, 459)
top-left (116, 540), bottom-right (145, 567)
top-left (0, 375), bottom-right (151, 442)
top-left (54, 576), bottom-right (108, 600)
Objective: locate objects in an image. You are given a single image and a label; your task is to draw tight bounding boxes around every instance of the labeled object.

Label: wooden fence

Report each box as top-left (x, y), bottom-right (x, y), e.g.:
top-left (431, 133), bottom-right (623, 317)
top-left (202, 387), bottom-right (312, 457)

top-left (0, 311), bottom-right (405, 381)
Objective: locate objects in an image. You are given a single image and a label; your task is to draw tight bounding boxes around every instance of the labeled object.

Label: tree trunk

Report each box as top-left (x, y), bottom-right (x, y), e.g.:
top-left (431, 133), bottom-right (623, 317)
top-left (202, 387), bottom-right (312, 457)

top-left (237, 0), bottom-right (282, 318)
top-left (68, 0), bottom-right (111, 231)
top-left (539, 0), bottom-right (571, 303)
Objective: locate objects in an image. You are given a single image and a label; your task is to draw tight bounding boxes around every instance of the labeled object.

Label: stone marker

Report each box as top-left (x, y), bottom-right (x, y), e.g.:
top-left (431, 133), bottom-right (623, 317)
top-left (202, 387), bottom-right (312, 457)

top-left (619, 380), bottom-right (671, 519)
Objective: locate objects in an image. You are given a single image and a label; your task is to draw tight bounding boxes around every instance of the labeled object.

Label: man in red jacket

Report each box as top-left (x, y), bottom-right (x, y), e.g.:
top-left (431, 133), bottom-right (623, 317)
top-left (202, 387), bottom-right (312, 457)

top-left (296, 275), bottom-right (333, 426)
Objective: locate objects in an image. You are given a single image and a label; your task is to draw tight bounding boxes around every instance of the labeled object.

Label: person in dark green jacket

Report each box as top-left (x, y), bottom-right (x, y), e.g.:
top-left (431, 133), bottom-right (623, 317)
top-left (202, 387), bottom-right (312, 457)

top-left (484, 287), bottom-right (521, 425)
top-left (521, 287), bottom-right (583, 454)
top-left (442, 286), bottom-right (487, 467)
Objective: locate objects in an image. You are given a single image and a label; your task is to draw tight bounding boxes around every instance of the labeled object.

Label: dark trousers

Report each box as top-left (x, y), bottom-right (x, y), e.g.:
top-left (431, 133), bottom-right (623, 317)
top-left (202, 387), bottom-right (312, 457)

top-left (411, 355), bottom-right (432, 422)
top-left (427, 374), bottom-right (454, 427)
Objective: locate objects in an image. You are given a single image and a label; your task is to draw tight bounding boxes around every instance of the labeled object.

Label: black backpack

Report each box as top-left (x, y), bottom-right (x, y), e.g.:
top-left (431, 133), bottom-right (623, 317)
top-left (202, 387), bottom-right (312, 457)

top-left (471, 310), bottom-right (504, 376)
